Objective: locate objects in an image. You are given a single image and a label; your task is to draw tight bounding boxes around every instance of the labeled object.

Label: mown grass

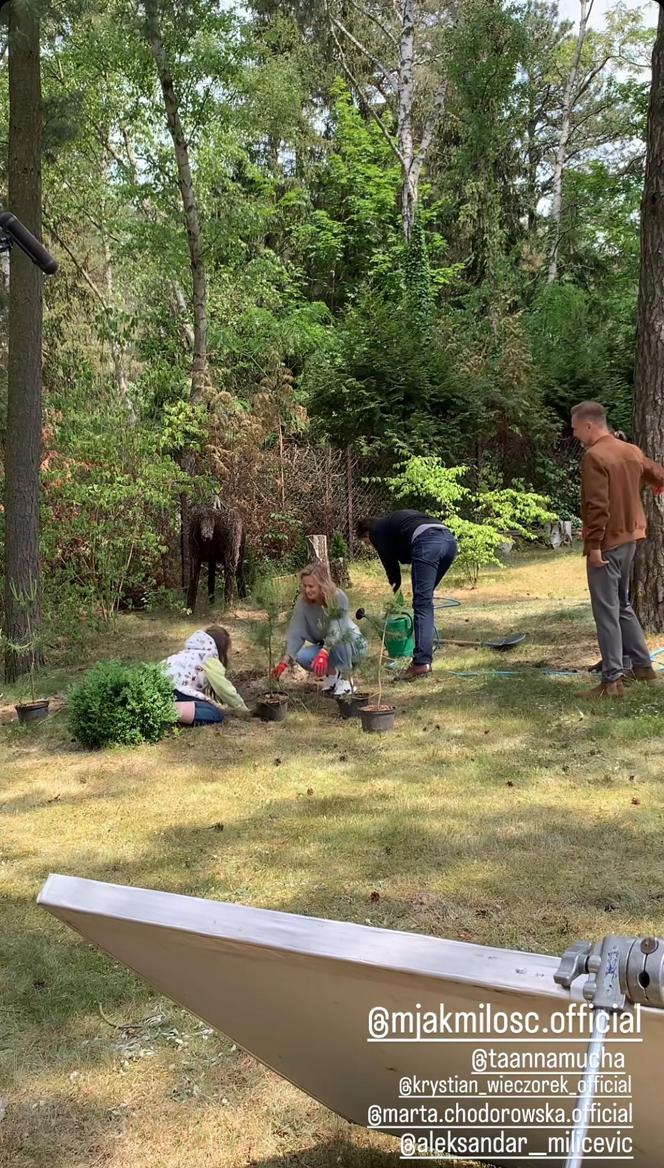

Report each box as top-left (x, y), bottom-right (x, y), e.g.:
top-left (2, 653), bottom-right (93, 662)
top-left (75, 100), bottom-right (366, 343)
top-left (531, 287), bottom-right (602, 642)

top-left (2, 549), bottom-right (664, 1168)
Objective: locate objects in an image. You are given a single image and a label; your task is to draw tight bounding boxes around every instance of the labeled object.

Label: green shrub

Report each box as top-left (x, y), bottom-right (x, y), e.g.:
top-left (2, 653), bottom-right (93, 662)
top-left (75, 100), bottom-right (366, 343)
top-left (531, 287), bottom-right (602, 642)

top-left (388, 455), bottom-right (556, 586)
top-left (68, 661), bottom-right (177, 749)
top-left (41, 416), bottom-right (189, 625)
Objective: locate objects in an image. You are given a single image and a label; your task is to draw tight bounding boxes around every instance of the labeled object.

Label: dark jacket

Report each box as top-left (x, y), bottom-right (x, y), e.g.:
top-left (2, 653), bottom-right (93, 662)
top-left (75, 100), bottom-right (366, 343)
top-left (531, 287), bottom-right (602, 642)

top-left (369, 510), bottom-right (446, 592)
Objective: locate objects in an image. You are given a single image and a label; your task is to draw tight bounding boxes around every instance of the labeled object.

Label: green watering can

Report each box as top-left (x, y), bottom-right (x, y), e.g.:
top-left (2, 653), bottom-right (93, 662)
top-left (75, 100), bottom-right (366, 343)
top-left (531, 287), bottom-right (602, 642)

top-left (355, 607), bottom-right (415, 660)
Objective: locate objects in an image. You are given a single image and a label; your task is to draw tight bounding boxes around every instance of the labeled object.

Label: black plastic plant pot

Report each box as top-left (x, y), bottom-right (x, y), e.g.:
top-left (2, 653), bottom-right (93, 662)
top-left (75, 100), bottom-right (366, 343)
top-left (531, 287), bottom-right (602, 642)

top-left (16, 700), bottom-right (50, 725)
top-left (256, 694), bottom-right (288, 723)
top-left (337, 692), bottom-right (370, 719)
top-left (359, 704), bottom-right (396, 733)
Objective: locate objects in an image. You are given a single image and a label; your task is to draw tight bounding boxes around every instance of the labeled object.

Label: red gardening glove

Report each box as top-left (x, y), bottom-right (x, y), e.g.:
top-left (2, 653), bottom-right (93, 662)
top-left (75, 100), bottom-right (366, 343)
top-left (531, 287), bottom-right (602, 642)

top-left (272, 661), bottom-right (288, 681)
top-left (312, 647), bottom-right (329, 678)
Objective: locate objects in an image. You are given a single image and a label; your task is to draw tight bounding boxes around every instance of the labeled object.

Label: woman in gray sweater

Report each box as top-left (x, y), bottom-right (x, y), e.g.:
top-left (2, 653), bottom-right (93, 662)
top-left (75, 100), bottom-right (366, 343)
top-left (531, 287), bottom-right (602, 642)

top-left (272, 562), bottom-right (367, 697)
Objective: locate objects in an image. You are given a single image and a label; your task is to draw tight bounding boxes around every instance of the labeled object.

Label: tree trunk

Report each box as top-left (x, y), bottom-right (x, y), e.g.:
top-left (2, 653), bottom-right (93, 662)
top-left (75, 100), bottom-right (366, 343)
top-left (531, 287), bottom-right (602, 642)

top-left (526, 90), bottom-right (539, 234)
top-left (547, 0), bottom-right (589, 283)
top-left (397, 0), bottom-right (416, 242)
top-left (632, 5), bottom-right (664, 632)
top-left (142, 0), bottom-right (208, 591)
top-left (327, 0), bottom-right (447, 245)
top-left (102, 234), bottom-right (135, 419)
top-left (48, 215), bottom-right (136, 419)
top-left (4, 0), bottom-right (43, 682)
top-left (307, 534), bottom-right (330, 569)
top-left (401, 175), bottom-right (417, 243)
top-left (346, 444), bottom-right (354, 557)
top-left (143, 0), bottom-right (207, 402)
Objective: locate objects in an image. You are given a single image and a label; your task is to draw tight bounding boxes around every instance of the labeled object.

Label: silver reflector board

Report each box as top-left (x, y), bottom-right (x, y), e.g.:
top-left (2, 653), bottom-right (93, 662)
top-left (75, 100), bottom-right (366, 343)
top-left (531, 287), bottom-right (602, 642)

top-left (38, 875), bottom-right (662, 1167)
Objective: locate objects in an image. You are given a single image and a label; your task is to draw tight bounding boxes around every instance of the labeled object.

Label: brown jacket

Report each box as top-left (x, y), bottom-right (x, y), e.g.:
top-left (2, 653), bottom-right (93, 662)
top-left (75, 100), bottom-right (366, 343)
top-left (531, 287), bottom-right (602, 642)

top-left (581, 434), bottom-right (664, 554)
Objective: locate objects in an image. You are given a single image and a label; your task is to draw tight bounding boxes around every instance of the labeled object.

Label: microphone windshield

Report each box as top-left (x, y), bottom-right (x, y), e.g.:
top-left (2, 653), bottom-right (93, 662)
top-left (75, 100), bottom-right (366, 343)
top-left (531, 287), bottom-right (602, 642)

top-left (0, 212), bottom-right (58, 274)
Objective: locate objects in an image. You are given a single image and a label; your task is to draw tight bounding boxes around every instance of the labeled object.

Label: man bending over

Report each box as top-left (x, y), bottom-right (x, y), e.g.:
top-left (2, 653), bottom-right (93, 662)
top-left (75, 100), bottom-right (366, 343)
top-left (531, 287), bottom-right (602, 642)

top-left (356, 510), bottom-right (457, 680)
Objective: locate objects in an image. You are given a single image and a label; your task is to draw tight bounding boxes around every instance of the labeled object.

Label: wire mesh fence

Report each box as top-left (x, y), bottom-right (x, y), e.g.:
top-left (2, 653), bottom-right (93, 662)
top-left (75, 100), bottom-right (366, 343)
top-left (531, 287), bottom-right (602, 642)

top-left (243, 443), bottom-right (396, 566)
top-left (158, 443), bottom-right (397, 593)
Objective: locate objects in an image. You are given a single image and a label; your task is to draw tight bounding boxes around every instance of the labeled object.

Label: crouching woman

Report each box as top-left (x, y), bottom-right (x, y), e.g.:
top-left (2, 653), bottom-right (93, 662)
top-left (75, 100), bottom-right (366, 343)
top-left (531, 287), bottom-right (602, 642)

top-left (272, 563), bottom-right (367, 697)
top-left (161, 626), bottom-right (249, 726)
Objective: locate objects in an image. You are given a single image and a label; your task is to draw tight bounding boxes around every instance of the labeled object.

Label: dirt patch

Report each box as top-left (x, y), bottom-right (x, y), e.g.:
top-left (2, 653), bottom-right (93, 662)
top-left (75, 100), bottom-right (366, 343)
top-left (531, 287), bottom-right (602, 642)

top-left (232, 669), bottom-right (284, 702)
top-left (232, 665), bottom-right (316, 702)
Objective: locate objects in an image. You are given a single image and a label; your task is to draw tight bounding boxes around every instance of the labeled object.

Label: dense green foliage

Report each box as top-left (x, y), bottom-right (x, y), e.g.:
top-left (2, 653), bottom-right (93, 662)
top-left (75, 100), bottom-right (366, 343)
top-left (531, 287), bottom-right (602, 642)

top-left (389, 456), bottom-right (556, 585)
top-left (0, 0), bottom-right (654, 627)
top-left (41, 414), bottom-right (190, 622)
top-left (68, 660), bottom-right (178, 749)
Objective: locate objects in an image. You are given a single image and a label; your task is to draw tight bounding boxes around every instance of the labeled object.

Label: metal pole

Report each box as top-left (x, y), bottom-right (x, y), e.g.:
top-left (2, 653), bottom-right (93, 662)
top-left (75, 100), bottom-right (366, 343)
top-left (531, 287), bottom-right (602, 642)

top-left (563, 1009), bottom-right (609, 1168)
top-left (346, 444), bottom-right (354, 558)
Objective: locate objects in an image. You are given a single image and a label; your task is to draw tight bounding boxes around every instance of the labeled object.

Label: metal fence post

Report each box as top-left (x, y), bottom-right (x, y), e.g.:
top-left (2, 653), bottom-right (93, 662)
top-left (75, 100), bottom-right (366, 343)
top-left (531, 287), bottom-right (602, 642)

top-left (346, 444), bottom-right (354, 557)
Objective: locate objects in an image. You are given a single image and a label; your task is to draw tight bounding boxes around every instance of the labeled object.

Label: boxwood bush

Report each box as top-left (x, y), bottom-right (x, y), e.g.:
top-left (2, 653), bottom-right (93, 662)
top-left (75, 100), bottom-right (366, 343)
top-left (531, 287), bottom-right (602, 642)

top-left (68, 660), bottom-right (177, 749)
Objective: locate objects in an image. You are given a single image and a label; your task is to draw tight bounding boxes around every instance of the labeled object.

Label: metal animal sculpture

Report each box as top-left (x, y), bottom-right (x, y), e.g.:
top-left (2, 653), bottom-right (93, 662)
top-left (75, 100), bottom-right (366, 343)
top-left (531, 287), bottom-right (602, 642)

top-left (186, 499), bottom-right (247, 612)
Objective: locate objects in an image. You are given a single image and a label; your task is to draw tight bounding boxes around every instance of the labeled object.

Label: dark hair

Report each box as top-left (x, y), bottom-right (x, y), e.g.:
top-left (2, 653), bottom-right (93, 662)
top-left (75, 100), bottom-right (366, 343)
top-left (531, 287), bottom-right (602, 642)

top-left (206, 625), bottom-right (231, 669)
top-left (571, 400), bottom-right (607, 426)
top-left (355, 516), bottom-right (374, 538)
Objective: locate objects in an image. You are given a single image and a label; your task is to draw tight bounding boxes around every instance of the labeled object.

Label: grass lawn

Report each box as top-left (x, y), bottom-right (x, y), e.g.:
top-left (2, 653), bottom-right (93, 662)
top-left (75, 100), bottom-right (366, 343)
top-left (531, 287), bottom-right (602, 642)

top-left (2, 549), bottom-right (664, 1168)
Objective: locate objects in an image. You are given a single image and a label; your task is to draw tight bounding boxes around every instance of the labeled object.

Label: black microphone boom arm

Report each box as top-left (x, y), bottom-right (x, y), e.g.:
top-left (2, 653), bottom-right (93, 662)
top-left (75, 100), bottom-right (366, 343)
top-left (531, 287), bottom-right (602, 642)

top-left (0, 211), bottom-right (58, 275)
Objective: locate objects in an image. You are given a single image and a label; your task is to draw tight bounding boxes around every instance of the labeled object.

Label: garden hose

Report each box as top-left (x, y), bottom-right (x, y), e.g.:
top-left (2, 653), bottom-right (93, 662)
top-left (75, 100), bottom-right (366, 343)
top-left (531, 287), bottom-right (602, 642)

top-left (437, 649), bottom-right (664, 681)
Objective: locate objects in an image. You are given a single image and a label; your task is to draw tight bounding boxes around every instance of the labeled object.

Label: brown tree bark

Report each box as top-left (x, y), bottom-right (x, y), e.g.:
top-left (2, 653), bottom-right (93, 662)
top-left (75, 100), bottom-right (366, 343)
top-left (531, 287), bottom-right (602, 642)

top-left (4, 0), bottom-right (43, 681)
top-left (633, 4), bottom-right (664, 631)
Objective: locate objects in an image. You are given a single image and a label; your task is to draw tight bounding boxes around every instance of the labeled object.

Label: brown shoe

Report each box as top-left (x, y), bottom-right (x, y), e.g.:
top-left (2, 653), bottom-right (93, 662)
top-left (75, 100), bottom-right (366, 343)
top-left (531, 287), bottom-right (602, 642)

top-left (576, 680), bottom-right (625, 699)
top-left (624, 666), bottom-right (660, 684)
top-left (400, 663), bottom-right (433, 681)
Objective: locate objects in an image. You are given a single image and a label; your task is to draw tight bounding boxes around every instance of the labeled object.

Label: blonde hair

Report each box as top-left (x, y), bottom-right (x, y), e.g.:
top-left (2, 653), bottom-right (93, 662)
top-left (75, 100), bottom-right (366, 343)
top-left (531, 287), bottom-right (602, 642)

top-left (299, 561), bottom-right (337, 607)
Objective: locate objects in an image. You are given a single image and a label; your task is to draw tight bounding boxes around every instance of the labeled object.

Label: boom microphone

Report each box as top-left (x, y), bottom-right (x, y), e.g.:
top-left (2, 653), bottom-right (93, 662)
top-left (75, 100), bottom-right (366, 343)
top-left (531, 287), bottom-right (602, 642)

top-left (0, 212), bottom-right (58, 274)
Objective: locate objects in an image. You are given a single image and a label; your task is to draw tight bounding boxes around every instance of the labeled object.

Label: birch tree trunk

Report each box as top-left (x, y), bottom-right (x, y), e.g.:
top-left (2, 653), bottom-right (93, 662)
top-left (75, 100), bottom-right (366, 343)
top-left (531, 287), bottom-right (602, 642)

top-left (547, 0), bottom-right (591, 283)
top-left (397, 0), bottom-right (416, 241)
top-left (327, 0), bottom-right (448, 243)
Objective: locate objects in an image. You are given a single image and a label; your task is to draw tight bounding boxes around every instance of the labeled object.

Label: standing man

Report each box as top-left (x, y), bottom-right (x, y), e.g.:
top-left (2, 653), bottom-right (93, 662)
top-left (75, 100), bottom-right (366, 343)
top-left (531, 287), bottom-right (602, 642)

top-left (356, 510), bottom-right (458, 680)
top-left (572, 401), bottom-right (664, 697)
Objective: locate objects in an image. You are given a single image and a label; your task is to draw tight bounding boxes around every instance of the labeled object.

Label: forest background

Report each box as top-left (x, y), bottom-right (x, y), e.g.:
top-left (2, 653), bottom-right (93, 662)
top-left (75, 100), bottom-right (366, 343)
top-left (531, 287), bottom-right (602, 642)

top-left (0, 0), bottom-right (660, 654)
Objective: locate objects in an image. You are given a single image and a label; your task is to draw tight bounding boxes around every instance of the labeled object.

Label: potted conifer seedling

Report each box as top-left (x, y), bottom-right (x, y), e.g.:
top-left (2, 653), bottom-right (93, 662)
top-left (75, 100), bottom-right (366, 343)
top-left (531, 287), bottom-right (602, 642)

top-left (337, 687), bottom-right (370, 719)
top-left (6, 581), bottom-right (50, 724)
top-left (358, 597), bottom-right (398, 734)
top-left (251, 575), bottom-right (290, 722)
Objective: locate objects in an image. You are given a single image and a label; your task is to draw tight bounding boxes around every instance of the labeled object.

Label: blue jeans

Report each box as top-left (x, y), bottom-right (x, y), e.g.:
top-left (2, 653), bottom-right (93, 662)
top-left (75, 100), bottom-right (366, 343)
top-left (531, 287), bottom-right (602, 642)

top-left (296, 635), bottom-right (367, 677)
top-left (411, 527), bottom-right (458, 665)
top-left (174, 689), bottom-right (225, 727)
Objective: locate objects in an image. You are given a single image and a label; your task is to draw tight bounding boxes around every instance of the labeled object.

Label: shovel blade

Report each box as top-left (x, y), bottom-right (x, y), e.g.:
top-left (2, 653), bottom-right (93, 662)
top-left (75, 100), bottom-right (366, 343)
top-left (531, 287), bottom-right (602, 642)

top-left (483, 633), bottom-right (526, 650)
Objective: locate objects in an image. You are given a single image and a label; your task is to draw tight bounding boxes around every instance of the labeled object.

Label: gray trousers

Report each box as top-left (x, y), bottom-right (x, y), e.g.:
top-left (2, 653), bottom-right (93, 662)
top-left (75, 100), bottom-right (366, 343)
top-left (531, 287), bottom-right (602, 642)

top-left (587, 542), bottom-right (651, 683)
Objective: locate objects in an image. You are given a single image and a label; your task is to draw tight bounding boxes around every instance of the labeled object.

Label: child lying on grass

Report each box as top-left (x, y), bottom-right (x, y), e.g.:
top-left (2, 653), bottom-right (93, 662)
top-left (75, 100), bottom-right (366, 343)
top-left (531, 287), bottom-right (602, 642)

top-left (161, 626), bottom-right (250, 726)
